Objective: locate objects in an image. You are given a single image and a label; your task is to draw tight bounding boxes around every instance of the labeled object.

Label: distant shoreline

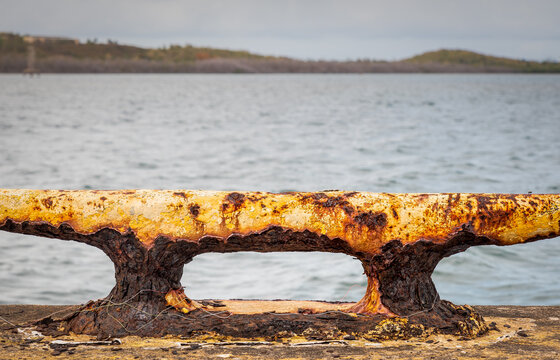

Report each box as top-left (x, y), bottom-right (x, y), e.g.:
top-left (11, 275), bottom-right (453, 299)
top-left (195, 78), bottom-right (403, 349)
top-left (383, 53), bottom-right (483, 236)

top-left (5, 56), bottom-right (552, 74)
top-left (2, 32), bottom-right (559, 74)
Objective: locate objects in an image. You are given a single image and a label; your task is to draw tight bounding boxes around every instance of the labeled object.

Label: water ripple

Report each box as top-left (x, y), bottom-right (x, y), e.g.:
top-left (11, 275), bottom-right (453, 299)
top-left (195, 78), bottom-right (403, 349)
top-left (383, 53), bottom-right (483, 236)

top-left (0, 74), bottom-right (559, 305)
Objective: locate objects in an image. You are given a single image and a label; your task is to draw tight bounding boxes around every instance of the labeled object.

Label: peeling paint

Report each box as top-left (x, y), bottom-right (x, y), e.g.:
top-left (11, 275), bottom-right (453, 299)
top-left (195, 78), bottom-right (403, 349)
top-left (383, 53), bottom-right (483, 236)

top-left (1, 190), bottom-right (558, 251)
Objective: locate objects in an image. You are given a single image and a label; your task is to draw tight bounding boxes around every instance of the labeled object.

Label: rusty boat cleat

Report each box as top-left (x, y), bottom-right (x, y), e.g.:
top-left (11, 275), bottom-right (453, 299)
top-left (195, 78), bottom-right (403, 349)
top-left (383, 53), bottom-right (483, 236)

top-left (0, 189), bottom-right (559, 339)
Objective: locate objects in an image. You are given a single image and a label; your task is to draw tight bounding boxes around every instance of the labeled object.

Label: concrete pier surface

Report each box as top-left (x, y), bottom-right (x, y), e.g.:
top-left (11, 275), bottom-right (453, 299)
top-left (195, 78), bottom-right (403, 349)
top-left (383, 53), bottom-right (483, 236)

top-left (1, 304), bottom-right (559, 359)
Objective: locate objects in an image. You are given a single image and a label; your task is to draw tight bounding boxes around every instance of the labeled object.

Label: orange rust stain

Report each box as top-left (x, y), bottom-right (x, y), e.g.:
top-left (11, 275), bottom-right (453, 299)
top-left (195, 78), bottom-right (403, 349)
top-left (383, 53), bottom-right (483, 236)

top-left (41, 197), bottom-right (54, 209)
top-left (164, 288), bottom-right (202, 313)
top-left (346, 276), bottom-right (394, 316)
top-left (225, 192), bottom-right (245, 209)
top-left (353, 211), bottom-right (387, 231)
top-left (189, 204), bottom-right (200, 217)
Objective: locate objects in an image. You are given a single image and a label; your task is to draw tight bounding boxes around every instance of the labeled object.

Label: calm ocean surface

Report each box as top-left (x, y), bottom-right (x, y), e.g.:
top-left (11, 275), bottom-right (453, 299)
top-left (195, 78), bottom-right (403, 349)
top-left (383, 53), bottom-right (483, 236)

top-left (0, 74), bottom-right (559, 306)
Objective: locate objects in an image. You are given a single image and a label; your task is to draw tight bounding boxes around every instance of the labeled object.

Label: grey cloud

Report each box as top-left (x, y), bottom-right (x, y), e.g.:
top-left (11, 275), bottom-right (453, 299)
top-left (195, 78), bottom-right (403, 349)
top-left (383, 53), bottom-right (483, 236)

top-left (1, 0), bottom-right (559, 60)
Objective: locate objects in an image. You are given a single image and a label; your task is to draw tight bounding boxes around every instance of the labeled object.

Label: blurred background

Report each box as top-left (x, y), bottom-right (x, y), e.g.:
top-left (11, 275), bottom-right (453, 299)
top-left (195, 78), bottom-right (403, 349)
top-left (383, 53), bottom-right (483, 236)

top-left (0, 1), bottom-right (559, 306)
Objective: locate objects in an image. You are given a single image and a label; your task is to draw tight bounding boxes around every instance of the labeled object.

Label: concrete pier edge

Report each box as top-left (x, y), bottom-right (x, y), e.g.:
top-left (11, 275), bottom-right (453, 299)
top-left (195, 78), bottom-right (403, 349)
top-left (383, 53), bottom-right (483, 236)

top-left (1, 304), bottom-right (559, 359)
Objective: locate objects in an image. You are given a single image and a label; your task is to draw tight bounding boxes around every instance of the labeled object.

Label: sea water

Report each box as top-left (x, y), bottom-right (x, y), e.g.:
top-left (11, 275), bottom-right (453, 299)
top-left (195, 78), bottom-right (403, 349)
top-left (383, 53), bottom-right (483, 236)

top-left (0, 73), bottom-right (558, 305)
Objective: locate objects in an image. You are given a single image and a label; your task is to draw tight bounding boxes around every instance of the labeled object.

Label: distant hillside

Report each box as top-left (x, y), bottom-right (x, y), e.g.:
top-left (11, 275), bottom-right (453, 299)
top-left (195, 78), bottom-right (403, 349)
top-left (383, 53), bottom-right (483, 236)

top-left (0, 32), bottom-right (271, 62)
top-left (1, 33), bottom-right (559, 73)
top-left (404, 49), bottom-right (560, 73)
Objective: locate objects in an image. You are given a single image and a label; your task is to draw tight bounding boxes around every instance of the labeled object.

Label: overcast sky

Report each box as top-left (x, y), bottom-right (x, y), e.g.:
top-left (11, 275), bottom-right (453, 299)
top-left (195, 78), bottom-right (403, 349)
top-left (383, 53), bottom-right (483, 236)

top-left (1, 0), bottom-right (559, 61)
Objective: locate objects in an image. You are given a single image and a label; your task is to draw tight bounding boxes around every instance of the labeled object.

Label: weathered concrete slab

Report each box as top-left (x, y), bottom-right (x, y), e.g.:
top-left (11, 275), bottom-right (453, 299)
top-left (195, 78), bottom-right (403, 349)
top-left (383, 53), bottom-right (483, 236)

top-left (1, 304), bottom-right (559, 359)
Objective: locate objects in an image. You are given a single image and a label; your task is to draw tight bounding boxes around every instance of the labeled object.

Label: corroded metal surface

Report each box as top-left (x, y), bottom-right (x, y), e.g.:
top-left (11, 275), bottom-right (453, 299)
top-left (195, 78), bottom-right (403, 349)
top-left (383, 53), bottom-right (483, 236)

top-left (0, 189), bottom-right (559, 338)
top-left (1, 190), bottom-right (559, 250)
